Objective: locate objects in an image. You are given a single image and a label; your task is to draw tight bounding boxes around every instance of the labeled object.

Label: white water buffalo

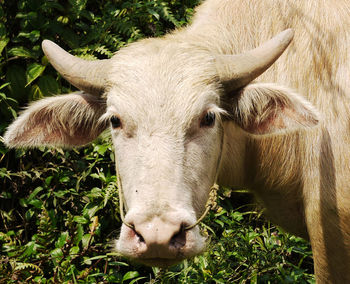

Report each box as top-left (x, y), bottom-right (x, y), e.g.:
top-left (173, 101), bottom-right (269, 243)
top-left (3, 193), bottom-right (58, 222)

top-left (4, 0), bottom-right (350, 282)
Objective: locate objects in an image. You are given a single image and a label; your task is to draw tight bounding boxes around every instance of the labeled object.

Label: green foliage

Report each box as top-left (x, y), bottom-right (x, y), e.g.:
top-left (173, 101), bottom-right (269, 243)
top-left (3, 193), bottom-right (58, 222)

top-left (0, 0), bottom-right (315, 282)
top-left (0, 0), bottom-right (199, 132)
top-left (0, 146), bottom-right (315, 282)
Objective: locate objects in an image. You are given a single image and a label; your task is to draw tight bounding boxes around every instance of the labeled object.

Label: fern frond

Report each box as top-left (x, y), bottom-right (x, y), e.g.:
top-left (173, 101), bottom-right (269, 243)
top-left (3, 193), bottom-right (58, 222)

top-left (95, 45), bottom-right (113, 57)
top-left (14, 262), bottom-right (43, 275)
top-left (104, 182), bottom-right (118, 207)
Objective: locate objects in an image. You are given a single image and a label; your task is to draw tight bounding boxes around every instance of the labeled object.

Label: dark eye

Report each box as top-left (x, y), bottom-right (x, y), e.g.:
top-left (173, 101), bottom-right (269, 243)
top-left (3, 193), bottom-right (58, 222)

top-left (110, 116), bottom-right (122, 129)
top-left (200, 111), bottom-right (216, 127)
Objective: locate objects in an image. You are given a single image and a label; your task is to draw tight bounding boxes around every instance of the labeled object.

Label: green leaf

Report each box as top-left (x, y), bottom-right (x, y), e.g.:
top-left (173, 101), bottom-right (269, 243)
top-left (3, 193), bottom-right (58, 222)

top-left (69, 246), bottom-right (80, 255)
top-left (18, 30), bottom-right (40, 43)
top-left (50, 248), bottom-right (63, 259)
top-left (148, 9), bottom-right (160, 20)
top-left (8, 106), bottom-right (17, 119)
top-left (0, 83), bottom-right (10, 90)
top-left (83, 204), bottom-right (100, 219)
top-left (53, 190), bottom-right (68, 198)
top-left (8, 47), bottom-right (35, 59)
top-left (0, 38), bottom-right (9, 55)
top-left (25, 209), bottom-right (34, 220)
top-left (89, 173), bottom-right (100, 179)
top-left (215, 219), bottom-right (224, 227)
top-left (83, 254), bottom-right (107, 263)
top-left (59, 176), bottom-right (70, 183)
top-left (0, 191), bottom-right (12, 199)
top-left (122, 271), bottom-right (139, 282)
top-left (90, 172), bottom-right (106, 182)
top-left (29, 84), bottom-right (43, 101)
top-left (0, 92), bottom-right (6, 100)
top-left (56, 231), bottom-right (69, 248)
top-left (38, 75), bottom-right (59, 96)
top-left (94, 144), bottom-right (109, 155)
top-left (45, 176), bottom-right (53, 186)
top-left (73, 216), bottom-right (89, 224)
top-left (74, 224), bottom-right (84, 245)
top-left (19, 198), bottom-right (28, 207)
top-left (28, 186), bottom-right (44, 202)
top-left (28, 199), bottom-right (43, 209)
top-left (6, 65), bottom-right (27, 101)
top-left (22, 241), bottom-right (35, 257)
top-left (26, 63), bottom-right (46, 86)
top-left (0, 96), bottom-right (18, 119)
top-left (82, 233), bottom-right (91, 248)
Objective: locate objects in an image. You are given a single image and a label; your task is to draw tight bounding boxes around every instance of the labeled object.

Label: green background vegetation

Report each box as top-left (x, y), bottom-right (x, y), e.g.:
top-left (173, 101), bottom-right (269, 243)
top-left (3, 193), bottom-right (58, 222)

top-left (0, 0), bottom-right (315, 282)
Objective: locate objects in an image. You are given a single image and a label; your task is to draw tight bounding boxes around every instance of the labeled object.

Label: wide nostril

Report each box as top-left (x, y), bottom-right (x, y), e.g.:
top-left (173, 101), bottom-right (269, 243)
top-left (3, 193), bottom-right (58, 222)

top-left (126, 222), bottom-right (145, 243)
top-left (136, 230), bottom-right (145, 243)
top-left (170, 223), bottom-right (187, 249)
top-left (133, 227), bottom-right (145, 244)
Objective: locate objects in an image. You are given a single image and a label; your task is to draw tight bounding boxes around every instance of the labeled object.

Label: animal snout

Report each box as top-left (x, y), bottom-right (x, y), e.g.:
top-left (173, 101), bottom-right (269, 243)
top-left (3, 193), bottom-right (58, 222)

top-left (130, 218), bottom-right (187, 255)
top-left (116, 210), bottom-right (206, 266)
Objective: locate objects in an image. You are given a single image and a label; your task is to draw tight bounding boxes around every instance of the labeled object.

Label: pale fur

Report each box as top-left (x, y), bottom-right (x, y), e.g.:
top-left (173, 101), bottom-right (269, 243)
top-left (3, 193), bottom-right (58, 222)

top-left (185, 1), bottom-right (350, 282)
top-left (3, 0), bottom-right (350, 282)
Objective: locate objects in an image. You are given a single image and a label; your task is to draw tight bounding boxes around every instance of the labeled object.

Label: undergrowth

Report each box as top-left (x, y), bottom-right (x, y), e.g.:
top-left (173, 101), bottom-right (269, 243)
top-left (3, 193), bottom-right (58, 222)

top-left (0, 137), bottom-right (314, 283)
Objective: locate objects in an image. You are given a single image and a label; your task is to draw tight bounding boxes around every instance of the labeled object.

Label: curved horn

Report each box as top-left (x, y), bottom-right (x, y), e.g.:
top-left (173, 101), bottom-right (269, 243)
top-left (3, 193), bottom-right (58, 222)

top-left (216, 29), bottom-right (294, 92)
top-left (42, 40), bottom-right (110, 96)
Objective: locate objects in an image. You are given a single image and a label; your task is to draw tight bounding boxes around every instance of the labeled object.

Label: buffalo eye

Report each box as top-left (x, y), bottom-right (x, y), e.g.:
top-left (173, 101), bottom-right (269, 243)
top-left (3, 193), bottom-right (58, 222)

top-left (200, 111), bottom-right (216, 127)
top-left (110, 116), bottom-right (122, 129)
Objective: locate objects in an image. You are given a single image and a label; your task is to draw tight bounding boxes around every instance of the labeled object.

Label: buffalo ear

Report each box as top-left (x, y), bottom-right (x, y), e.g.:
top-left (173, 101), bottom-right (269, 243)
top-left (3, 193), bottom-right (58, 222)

top-left (230, 83), bottom-right (320, 135)
top-left (4, 92), bottom-right (108, 148)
